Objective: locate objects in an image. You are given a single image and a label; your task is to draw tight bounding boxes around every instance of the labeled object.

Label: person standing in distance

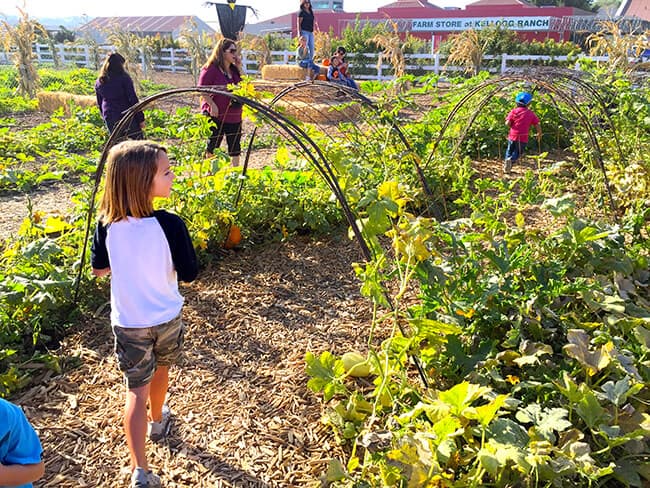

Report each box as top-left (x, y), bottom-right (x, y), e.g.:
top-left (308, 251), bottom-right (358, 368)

top-left (95, 52), bottom-right (145, 140)
top-left (504, 91), bottom-right (542, 173)
top-left (91, 140), bottom-right (198, 488)
top-left (198, 39), bottom-right (244, 167)
top-left (297, 0), bottom-right (317, 62)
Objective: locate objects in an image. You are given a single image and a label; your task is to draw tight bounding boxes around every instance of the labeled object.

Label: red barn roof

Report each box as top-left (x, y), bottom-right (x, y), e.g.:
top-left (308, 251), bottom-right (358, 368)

top-left (466, 0), bottom-right (534, 6)
top-left (379, 0), bottom-right (441, 8)
top-left (616, 0), bottom-right (650, 21)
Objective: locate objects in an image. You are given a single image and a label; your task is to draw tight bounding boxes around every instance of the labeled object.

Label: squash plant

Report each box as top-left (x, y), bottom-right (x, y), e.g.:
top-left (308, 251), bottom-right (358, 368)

top-left (307, 130), bottom-right (650, 486)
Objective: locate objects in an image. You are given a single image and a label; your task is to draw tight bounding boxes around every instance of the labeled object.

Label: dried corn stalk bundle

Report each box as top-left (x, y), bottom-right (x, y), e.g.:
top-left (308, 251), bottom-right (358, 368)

top-left (0, 8), bottom-right (46, 98)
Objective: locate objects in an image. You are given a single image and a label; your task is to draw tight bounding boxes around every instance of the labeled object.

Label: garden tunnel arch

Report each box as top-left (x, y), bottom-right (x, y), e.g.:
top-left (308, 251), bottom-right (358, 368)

top-left (75, 84), bottom-right (432, 387)
top-left (424, 67), bottom-right (623, 217)
top-left (238, 80), bottom-right (432, 206)
top-left (77, 81), bottom-right (443, 286)
top-left (78, 86), bottom-right (371, 276)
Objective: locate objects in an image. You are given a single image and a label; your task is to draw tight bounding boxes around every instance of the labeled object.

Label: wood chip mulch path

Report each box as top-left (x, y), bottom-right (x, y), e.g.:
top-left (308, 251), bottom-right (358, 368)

top-left (15, 233), bottom-right (374, 487)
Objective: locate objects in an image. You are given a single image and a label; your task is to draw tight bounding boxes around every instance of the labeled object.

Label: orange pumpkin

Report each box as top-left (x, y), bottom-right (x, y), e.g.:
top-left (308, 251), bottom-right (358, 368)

top-left (223, 225), bottom-right (242, 249)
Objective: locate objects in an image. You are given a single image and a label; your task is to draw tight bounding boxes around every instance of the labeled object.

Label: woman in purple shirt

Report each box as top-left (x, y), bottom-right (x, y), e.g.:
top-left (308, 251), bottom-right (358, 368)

top-left (198, 39), bottom-right (243, 166)
top-left (95, 52), bottom-right (145, 140)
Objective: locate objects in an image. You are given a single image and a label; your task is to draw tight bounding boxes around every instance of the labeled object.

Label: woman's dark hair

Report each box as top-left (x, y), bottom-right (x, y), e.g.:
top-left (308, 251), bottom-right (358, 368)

top-left (98, 52), bottom-right (127, 84)
top-left (203, 38), bottom-right (241, 77)
top-left (300, 0), bottom-right (312, 13)
top-left (336, 46), bottom-right (346, 55)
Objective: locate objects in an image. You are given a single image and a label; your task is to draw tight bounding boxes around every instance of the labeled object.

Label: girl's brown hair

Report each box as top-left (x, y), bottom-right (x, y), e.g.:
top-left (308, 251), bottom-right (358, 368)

top-left (98, 52), bottom-right (127, 84)
top-left (98, 140), bottom-right (166, 224)
top-left (203, 38), bottom-right (239, 74)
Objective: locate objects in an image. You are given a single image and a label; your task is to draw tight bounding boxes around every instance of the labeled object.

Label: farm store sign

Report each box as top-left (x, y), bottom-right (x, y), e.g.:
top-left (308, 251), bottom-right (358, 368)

top-left (412, 16), bottom-right (551, 32)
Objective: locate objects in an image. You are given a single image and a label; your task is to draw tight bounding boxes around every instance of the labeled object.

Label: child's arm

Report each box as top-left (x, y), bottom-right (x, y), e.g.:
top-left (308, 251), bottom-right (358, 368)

top-left (91, 221), bottom-right (111, 278)
top-left (0, 460), bottom-right (45, 486)
top-left (154, 211), bottom-right (198, 283)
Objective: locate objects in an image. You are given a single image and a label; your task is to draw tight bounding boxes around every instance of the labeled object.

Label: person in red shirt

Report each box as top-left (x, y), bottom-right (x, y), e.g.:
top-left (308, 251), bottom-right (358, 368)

top-left (198, 39), bottom-right (243, 166)
top-left (504, 91), bottom-right (542, 173)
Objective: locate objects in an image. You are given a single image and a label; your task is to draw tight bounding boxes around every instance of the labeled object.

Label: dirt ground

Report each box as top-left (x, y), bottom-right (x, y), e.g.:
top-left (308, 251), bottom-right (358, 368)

top-left (16, 233), bottom-right (373, 487)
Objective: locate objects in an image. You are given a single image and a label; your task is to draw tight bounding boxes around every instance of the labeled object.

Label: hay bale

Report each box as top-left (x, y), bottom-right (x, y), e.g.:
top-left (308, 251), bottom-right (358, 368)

top-left (274, 99), bottom-right (360, 124)
top-left (37, 91), bottom-right (97, 115)
top-left (262, 64), bottom-right (327, 81)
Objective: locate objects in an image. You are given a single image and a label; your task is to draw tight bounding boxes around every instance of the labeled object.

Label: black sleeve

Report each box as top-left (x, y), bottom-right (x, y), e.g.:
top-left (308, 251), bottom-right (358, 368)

top-left (154, 210), bottom-right (198, 282)
top-left (91, 220), bottom-right (110, 269)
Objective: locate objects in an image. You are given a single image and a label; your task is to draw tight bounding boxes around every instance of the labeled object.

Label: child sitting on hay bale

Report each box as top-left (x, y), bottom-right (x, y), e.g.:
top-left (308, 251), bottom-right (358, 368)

top-left (326, 55), bottom-right (357, 90)
top-left (296, 35), bottom-right (320, 81)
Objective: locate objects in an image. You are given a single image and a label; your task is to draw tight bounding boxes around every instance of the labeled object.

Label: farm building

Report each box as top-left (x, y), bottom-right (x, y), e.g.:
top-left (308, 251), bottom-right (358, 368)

top-left (77, 16), bottom-right (215, 43)
top-left (247, 0), bottom-right (647, 45)
top-left (616, 0), bottom-right (650, 22)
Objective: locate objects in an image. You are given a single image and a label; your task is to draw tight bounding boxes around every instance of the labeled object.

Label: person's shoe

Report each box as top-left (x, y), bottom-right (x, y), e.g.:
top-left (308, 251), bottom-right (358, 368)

top-left (503, 157), bottom-right (512, 173)
top-left (304, 75), bottom-right (311, 81)
top-left (131, 468), bottom-right (161, 488)
top-left (148, 404), bottom-right (171, 442)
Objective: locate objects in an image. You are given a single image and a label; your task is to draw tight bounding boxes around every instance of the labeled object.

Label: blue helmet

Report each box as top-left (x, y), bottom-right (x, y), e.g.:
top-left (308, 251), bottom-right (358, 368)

top-left (515, 92), bottom-right (533, 105)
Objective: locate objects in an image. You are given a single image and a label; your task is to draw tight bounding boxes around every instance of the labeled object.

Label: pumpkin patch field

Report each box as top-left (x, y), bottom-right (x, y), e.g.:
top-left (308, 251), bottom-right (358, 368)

top-left (1, 63), bottom-right (649, 487)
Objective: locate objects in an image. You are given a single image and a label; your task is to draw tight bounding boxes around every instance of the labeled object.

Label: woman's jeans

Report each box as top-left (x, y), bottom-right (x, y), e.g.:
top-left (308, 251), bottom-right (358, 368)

top-left (300, 30), bottom-right (315, 60)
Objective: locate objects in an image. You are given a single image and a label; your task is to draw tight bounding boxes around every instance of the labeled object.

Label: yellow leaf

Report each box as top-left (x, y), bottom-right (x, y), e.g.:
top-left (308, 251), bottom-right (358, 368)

top-left (515, 212), bottom-right (525, 228)
top-left (506, 375), bottom-right (520, 385)
top-left (44, 216), bottom-right (70, 234)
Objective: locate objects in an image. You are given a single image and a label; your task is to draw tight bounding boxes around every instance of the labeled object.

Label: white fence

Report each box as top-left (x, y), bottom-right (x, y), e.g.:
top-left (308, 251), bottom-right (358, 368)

top-left (0, 43), bottom-right (623, 80)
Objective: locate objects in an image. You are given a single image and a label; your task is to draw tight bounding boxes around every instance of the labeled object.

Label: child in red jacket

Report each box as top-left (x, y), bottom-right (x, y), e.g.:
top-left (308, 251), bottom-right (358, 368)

top-left (504, 91), bottom-right (542, 173)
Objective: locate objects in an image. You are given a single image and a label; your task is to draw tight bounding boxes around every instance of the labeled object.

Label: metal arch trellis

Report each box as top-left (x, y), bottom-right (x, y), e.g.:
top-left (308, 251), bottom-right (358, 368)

top-left (423, 68), bottom-right (624, 218)
top-left (75, 87), bottom-right (373, 301)
top-left (237, 80), bottom-right (432, 203)
top-left (73, 85), bottom-right (433, 388)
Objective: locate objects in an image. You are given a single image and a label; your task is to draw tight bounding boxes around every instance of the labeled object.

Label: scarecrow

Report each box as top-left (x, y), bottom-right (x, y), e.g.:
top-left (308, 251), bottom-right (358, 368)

top-left (204, 0), bottom-right (258, 40)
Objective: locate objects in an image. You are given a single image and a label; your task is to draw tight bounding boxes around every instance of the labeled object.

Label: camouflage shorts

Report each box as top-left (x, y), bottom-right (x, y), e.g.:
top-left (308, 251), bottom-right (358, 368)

top-left (112, 314), bottom-right (184, 389)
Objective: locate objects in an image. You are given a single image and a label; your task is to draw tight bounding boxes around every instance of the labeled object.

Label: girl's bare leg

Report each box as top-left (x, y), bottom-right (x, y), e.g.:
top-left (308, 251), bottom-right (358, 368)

top-left (148, 366), bottom-right (169, 422)
top-left (124, 385), bottom-right (150, 470)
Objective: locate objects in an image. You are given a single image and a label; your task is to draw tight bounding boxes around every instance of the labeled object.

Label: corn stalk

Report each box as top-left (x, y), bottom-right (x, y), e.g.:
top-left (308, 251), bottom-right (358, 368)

top-left (239, 34), bottom-right (271, 71)
top-left (0, 7), bottom-right (45, 98)
top-left (178, 19), bottom-right (214, 84)
top-left (314, 30), bottom-right (332, 63)
top-left (445, 29), bottom-right (488, 76)
top-left (372, 20), bottom-right (409, 88)
top-left (105, 23), bottom-right (156, 90)
top-left (587, 20), bottom-right (650, 74)
top-left (75, 34), bottom-right (103, 70)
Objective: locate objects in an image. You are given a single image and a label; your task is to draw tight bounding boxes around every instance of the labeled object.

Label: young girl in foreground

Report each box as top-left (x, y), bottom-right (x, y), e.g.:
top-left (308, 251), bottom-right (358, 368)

top-left (91, 140), bottom-right (198, 488)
